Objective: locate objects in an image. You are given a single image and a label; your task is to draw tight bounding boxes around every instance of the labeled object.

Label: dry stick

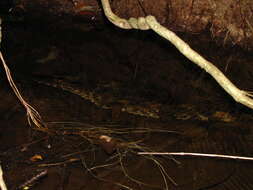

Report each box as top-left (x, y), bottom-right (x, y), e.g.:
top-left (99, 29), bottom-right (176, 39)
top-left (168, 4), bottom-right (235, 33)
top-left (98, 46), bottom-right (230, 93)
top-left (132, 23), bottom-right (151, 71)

top-left (100, 0), bottom-right (253, 110)
top-left (0, 18), bottom-right (44, 128)
top-left (138, 152), bottom-right (253, 161)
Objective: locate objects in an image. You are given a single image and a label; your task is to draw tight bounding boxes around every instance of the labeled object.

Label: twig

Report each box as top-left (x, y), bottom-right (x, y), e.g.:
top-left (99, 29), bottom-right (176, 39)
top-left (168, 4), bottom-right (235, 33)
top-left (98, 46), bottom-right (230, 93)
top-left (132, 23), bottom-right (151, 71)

top-left (137, 152), bottom-right (253, 161)
top-left (38, 158), bottom-right (80, 167)
top-left (18, 169), bottom-right (48, 189)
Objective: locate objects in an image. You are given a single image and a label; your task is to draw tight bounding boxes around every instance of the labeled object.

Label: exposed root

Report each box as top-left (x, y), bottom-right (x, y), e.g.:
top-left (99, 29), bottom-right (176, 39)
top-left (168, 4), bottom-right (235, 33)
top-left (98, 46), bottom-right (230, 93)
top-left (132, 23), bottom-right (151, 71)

top-left (0, 18), bottom-right (44, 129)
top-left (244, 90), bottom-right (253, 98)
top-left (100, 0), bottom-right (253, 111)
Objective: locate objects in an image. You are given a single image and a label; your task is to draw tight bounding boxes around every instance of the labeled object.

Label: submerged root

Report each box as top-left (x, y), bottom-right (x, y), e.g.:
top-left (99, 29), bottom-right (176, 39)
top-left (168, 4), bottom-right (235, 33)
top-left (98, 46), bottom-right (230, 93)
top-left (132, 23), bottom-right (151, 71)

top-left (43, 121), bottom-right (178, 189)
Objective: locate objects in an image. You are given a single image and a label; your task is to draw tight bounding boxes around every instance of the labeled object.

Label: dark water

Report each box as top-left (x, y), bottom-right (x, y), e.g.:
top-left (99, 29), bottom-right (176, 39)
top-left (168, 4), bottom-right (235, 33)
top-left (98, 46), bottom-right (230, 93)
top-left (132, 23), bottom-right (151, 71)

top-left (0, 21), bottom-right (253, 190)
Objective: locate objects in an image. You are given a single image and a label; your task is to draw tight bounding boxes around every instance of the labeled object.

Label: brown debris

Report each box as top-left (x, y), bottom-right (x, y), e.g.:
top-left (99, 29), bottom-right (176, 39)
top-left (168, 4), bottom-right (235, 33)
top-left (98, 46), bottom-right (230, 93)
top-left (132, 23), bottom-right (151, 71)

top-left (98, 135), bottom-right (117, 154)
top-left (13, 0), bottom-right (102, 26)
